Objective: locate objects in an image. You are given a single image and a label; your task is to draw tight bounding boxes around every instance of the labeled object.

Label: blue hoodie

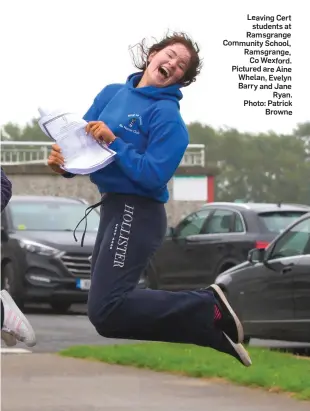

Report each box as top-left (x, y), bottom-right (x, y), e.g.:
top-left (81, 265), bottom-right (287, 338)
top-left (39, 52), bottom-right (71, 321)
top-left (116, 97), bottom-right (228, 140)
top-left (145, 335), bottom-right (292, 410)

top-left (82, 72), bottom-right (189, 203)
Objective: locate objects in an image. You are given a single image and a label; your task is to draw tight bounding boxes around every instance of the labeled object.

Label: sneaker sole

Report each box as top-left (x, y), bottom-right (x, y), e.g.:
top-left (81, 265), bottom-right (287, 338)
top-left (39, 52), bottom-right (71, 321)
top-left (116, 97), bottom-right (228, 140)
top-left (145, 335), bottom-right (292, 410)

top-left (224, 332), bottom-right (252, 367)
top-left (0, 290), bottom-right (36, 347)
top-left (1, 330), bottom-right (17, 347)
top-left (209, 284), bottom-right (244, 343)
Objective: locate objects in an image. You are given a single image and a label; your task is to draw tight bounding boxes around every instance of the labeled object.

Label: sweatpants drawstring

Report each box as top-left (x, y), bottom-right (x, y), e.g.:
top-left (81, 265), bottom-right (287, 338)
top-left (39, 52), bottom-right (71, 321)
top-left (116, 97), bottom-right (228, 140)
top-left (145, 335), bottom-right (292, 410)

top-left (73, 195), bottom-right (106, 247)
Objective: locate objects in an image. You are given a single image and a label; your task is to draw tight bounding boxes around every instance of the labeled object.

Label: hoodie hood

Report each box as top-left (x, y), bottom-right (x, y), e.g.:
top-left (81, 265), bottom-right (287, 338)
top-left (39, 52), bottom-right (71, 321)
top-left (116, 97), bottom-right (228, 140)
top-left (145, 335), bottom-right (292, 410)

top-left (126, 72), bottom-right (183, 104)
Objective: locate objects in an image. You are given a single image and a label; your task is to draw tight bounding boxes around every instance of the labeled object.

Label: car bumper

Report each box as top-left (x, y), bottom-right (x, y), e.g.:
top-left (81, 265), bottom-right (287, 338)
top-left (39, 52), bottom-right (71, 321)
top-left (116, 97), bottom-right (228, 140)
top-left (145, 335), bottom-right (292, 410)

top-left (25, 287), bottom-right (89, 303)
top-left (24, 275), bottom-right (147, 304)
top-left (24, 275), bottom-right (89, 303)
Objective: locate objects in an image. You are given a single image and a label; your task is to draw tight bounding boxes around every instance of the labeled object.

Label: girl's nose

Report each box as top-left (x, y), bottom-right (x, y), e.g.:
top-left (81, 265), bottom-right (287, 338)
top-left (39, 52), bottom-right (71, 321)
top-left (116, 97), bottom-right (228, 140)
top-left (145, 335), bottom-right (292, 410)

top-left (168, 59), bottom-right (177, 68)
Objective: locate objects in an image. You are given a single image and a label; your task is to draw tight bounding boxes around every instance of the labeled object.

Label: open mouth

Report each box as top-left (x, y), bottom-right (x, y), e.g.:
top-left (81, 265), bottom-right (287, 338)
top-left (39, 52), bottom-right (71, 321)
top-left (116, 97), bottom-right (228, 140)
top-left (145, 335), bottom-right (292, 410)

top-left (158, 66), bottom-right (170, 79)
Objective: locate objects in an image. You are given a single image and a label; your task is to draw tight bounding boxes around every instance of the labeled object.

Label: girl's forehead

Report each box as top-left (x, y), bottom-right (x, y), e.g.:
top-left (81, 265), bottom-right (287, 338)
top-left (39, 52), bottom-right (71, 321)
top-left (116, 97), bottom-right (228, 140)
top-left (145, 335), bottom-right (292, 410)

top-left (162, 43), bottom-right (191, 60)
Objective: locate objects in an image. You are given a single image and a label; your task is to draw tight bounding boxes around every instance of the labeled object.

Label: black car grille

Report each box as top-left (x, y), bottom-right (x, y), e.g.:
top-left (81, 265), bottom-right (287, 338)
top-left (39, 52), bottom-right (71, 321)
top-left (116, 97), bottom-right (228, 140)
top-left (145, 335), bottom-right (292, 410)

top-left (61, 253), bottom-right (91, 278)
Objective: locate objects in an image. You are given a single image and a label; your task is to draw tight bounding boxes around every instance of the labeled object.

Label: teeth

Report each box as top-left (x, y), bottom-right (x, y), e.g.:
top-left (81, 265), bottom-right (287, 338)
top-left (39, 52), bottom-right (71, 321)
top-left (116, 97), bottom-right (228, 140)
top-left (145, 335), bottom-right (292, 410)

top-left (159, 66), bottom-right (169, 78)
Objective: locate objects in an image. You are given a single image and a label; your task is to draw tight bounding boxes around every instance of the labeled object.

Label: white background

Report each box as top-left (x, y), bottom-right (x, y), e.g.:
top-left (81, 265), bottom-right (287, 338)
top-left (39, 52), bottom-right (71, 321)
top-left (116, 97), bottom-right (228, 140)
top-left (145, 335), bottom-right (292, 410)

top-left (1, 0), bottom-right (308, 134)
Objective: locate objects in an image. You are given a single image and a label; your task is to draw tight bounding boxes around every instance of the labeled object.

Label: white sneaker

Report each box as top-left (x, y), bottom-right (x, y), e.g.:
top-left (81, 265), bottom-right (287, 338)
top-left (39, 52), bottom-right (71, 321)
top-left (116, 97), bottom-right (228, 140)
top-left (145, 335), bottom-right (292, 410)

top-left (0, 290), bottom-right (36, 347)
top-left (208, 284), bottom-right (244, 343)
top-left (1, 329), bottom-right (17, 347)
top-left (223, 332), bottom-right (252, 367)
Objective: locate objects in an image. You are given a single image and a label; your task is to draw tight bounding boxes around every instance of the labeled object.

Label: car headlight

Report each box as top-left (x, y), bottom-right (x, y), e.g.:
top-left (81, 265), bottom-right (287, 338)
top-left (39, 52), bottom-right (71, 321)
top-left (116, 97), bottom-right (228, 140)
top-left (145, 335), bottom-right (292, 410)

top-left (18, 239), bottom-right (62, 257)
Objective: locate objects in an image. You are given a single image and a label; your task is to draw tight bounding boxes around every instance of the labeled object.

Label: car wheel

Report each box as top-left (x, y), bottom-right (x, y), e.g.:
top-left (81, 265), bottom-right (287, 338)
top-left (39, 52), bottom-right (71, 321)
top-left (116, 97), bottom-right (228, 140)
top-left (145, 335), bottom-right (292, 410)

top-left (144, 264), bottom-right (159, 290)
top-left (2, 261), bottom-right (24, 309)
top-left (50, 301), bottom-right (72, 314)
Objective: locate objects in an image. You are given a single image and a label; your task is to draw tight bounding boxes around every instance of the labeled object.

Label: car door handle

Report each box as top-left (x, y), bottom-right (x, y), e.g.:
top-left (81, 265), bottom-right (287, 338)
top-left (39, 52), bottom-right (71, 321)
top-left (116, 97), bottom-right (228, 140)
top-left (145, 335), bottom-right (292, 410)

top-left (281, 264), bottom-right (294, 274)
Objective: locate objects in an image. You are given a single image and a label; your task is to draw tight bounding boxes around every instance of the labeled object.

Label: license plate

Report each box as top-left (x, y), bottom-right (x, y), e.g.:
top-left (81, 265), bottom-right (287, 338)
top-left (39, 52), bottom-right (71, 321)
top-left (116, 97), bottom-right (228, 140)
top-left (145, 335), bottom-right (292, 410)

top-left (76, 279), bottom-right (91, 290)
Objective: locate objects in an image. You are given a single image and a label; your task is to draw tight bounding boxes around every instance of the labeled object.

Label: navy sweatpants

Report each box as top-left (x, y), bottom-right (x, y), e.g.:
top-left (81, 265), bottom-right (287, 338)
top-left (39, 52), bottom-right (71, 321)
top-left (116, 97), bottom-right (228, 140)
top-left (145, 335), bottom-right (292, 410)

top-left (87, 194), bottom-right (225, 350)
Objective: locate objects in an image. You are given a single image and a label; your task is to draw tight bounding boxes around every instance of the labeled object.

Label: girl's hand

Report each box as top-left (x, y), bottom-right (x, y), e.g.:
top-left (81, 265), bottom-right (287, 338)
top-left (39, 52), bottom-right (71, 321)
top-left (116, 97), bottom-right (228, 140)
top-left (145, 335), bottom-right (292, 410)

top-left (85, 121), bottom-right (116, 145)
top-left (47, 144), bottom-right (65, 174)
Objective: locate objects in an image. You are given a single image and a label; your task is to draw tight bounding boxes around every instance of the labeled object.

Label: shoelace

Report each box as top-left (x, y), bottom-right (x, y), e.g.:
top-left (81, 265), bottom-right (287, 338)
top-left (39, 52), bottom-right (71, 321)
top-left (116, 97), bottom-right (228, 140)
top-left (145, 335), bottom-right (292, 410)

top-left (73, 195), bottom-right (106, 247)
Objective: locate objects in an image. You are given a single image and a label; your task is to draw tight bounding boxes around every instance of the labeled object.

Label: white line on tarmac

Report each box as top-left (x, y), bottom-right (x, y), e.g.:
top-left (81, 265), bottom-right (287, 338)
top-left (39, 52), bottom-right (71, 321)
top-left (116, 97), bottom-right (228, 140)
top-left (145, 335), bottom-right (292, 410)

top-left (1, 347), bottom-right (32, 354)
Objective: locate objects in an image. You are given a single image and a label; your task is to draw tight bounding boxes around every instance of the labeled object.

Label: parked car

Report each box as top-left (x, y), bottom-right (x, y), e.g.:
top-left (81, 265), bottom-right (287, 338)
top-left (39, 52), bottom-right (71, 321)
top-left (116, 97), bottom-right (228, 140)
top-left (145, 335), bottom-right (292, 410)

top-left (1, 195), bottom-right (100, 313)
top-left (144, 202), bottom-right (310, 291)
top-left (215, 212), bottom-right (310, 343)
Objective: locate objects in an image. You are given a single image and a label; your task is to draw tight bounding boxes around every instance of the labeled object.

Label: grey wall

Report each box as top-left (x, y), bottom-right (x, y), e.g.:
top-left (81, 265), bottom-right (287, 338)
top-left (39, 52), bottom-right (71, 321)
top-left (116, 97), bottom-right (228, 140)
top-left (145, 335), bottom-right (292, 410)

top-left (4, 165), bottom-right (212, 226)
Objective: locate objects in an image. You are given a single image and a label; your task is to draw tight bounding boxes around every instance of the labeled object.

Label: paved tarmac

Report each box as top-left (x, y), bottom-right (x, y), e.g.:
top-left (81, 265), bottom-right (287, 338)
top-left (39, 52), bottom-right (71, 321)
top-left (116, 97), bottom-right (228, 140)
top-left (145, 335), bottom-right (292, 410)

top-left (2, 354), bottom-right (309, 411)
top-left (4, 303), bottom-right (309, 354)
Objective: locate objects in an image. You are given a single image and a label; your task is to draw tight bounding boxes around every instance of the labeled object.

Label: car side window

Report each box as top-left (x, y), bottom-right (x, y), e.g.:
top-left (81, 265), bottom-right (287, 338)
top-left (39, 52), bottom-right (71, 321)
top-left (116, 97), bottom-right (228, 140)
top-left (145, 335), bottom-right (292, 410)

top-left (203, 209), bottom-right (236, 234)
top-left (269, 218), bottom-right (310, 259)
top-left (175, 209), bottom-right (212, 239)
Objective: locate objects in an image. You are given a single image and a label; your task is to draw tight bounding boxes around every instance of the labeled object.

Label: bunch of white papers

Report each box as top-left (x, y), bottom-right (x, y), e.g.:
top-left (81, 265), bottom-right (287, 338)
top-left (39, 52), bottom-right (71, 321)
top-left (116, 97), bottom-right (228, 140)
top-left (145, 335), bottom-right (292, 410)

top-left (38, 108), bottom-right (116, 175)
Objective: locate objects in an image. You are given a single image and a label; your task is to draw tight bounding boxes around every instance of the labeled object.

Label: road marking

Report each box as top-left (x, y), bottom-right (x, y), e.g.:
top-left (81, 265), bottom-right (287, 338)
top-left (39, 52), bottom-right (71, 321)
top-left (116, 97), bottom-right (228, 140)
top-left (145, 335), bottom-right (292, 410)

top-left (1, 347), bottom-right (32, 354)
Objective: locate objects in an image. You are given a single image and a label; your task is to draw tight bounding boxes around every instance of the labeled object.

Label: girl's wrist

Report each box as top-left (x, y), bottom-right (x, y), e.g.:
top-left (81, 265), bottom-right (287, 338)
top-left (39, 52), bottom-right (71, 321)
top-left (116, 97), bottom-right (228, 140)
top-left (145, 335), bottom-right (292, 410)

top-left (107, 136), bottom-right (116, 145)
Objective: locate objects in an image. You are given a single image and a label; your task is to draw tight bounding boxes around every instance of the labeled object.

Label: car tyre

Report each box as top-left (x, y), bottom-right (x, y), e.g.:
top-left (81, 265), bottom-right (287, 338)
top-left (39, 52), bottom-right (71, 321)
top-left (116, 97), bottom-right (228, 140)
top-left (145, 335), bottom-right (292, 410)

top-left (144, 263), bottom-right (159, 289)
top-left (2, 261), bottom-right (25, 309)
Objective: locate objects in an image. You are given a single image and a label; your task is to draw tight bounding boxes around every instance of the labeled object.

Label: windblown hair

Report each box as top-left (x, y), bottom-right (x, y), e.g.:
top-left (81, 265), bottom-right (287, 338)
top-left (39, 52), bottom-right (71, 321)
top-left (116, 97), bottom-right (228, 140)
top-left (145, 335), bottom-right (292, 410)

top-left (130, 31), bottom-right (202, 87)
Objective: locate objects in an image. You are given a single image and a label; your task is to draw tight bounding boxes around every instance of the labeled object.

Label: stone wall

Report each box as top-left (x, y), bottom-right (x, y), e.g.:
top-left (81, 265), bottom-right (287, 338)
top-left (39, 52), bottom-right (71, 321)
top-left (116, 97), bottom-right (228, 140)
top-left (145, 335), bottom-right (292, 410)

top-left (3, 165), bottom-right (214, 226)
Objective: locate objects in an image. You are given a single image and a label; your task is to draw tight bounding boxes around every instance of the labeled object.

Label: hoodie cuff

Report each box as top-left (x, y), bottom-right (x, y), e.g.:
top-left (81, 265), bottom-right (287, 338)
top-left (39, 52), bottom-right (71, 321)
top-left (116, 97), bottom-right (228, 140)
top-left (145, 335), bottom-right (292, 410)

top-left (108, 138), bottom-right (126, 156)
top-left (62, 171), bottom-right (76, 178)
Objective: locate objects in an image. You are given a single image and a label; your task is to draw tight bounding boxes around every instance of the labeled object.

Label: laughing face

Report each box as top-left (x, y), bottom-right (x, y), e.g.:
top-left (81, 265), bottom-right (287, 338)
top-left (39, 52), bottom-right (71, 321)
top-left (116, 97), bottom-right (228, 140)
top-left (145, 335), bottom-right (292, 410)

top-left (142, 43), bottom-right (191, 88)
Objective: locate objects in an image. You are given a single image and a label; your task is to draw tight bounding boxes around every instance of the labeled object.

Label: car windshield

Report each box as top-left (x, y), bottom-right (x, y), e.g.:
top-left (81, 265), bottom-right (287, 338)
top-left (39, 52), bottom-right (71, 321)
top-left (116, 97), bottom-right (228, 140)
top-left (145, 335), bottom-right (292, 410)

top-left (9, 201), bottom-right (100, 232)
top-left (258, 211), bottom-right (307, 234)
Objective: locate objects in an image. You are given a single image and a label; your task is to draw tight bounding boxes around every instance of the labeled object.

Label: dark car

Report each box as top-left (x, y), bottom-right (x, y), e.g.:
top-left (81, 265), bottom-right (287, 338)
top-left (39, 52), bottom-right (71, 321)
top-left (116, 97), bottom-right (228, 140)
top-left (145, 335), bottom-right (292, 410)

top-left (1, 195), bottom-right (100, 313)
top-left (144, 202), bottom-right (310, 291)
top-left (215, 212), bottom-right (310, 343)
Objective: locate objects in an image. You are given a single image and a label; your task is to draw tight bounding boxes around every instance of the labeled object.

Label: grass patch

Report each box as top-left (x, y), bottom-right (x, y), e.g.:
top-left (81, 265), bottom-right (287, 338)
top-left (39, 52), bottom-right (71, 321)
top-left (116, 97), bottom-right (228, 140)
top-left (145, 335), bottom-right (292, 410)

top-left (59, 343), bottom-right (310, 401)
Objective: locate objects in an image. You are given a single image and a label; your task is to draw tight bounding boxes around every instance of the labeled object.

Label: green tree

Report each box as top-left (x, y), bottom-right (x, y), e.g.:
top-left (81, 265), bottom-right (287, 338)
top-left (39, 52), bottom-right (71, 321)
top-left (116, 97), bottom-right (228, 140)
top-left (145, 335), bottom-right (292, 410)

top-left (216, 130), bottom-right (310, 204)
top-left (1, 123), bottom-right (22, 140)
top-left (294, 122), bottom-right (310, 159)
top-left (1, 119), bottom-right (49, 141)
top-left (187, 121), bottom-right (310, 204)
top-left (21, 118), bottom-right (49, 141)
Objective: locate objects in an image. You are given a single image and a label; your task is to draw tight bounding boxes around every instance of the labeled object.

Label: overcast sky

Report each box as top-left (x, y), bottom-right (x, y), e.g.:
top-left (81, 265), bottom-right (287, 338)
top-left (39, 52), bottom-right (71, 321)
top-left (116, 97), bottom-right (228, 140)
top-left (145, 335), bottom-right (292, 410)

top-left (1, 0), bottom-right (308, 135)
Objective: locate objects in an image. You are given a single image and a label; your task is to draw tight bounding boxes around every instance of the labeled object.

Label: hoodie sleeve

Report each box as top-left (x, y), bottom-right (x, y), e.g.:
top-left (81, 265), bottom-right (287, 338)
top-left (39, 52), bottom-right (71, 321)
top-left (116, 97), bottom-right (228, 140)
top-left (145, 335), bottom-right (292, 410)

top-left (83, 89), bottom-right (104, 122)
top-left (83, 84), bottom-right (124, 122)
top-left (109, 107), bottom-right (189, 191)
top-left (1, 168), bottom-right (12, 212)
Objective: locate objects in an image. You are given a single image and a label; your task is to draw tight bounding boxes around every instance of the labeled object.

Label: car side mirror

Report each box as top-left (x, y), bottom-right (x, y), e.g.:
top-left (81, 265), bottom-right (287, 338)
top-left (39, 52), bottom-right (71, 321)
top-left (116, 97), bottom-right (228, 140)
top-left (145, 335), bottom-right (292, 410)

top-left (248, 248), bottom-right (265, 264)
top-left (1, 227), bottom-right (9, 243)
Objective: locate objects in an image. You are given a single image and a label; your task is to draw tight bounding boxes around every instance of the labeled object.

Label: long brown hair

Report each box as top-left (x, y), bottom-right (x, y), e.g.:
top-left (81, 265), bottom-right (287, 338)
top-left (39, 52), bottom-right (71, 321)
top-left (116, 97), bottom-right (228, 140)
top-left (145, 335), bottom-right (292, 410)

top-left (130, 31), bottom-right (202, 87)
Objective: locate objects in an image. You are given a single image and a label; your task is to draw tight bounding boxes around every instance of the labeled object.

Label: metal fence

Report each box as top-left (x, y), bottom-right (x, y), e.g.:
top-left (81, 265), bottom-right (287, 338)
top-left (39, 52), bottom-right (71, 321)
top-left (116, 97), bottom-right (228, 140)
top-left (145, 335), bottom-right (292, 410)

top-left (0, 141), bottom-right (205, 167)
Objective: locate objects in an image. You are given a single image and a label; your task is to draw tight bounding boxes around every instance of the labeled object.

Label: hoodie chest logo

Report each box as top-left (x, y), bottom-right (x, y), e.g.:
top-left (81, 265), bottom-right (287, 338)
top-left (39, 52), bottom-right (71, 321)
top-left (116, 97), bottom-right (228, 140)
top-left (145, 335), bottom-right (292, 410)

top-left (119, 113), bottom-right (142, 135)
